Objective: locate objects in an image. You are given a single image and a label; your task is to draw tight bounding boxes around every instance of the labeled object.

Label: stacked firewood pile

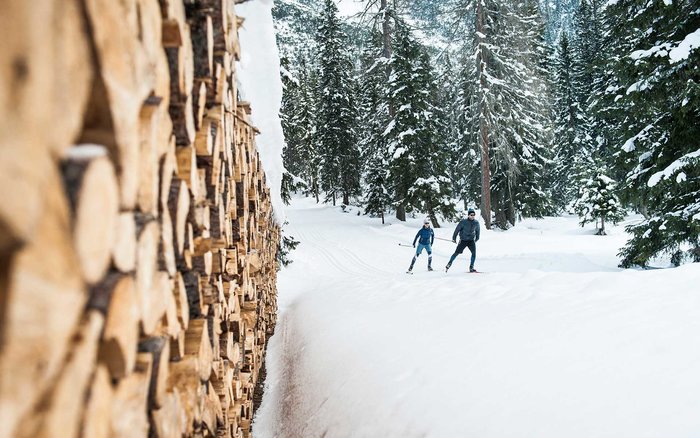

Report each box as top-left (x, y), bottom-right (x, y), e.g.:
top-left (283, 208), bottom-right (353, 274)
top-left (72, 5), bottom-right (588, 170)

top-left (0, 0), bottom-right (280, 437)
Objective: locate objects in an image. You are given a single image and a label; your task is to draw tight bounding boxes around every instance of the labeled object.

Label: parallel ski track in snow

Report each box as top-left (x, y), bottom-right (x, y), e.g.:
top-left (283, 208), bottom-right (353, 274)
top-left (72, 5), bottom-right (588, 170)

top-left (287, 207), bottom-right (389, 278)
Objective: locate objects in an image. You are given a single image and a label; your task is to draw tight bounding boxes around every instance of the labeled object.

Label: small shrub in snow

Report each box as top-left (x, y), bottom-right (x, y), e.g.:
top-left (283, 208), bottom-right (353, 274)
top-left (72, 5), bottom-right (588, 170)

top-left (573, 173), bottom-right (625, 235)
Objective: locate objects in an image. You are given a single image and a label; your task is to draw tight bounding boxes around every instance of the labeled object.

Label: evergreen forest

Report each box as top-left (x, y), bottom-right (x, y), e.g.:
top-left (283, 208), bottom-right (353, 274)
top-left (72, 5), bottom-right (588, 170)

top-left (274, 0), bottom-right (700, 268)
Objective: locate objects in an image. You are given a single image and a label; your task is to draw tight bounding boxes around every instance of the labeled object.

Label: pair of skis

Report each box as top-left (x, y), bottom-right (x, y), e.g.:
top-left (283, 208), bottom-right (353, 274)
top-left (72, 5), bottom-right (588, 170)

top-left (399, 242), bottom-right (484, 274)
top-left (405, 269), bottom-right (483, 274)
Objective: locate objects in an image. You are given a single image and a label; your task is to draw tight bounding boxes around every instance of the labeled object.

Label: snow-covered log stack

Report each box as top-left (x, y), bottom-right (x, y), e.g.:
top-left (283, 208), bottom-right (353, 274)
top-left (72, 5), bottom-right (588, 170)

top-left (0, 1), bottom-right (279, 437)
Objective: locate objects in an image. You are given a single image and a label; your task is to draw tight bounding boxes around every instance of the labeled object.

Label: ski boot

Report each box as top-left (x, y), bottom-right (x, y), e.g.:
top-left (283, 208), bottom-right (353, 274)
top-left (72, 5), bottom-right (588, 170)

top-left (445, 263), bottom-right (451, 273)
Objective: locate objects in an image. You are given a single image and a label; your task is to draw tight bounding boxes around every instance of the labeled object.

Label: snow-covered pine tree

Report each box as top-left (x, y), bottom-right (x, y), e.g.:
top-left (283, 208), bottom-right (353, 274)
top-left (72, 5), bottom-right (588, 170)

top-left (573, 167), bottom-right (625, 235)
top-left (359, 28), bottom-right (393, 222)
top-left (600, 0), bottom-right (700, 267)
top-left (570, 0), bottom-right (604, 99)
top-left (539, 0), bottom-right (580, 43)
top-left (571, 0), bottom-right (617, 162)
top-left (468, 0), bottom-right (555, 228)
top-left (385, 20), bottom-right (457, 225)
top-left (551, 33), bottom-right (579, 205)
top-left (315, 0), bottom-right (362, 206)
top-left (511, 0), bottom-right (556, 220)
top-left (280, 56), bottom-right (299, 205)
top-left (272, 0), bottom-right (322, 64)
top-left (410, 49), bottom-right (458, 227)
top-left (444, 52), bottom-right (481, 212)
top-left (280, 55), bottom-right (320, 199)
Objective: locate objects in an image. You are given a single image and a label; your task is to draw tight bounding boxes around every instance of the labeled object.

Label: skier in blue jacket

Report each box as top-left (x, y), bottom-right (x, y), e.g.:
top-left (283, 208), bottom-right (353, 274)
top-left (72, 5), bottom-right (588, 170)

top-left (407, 218), bottom-right (435, 273)
top-left (446, 208), bottom-right (480, 272)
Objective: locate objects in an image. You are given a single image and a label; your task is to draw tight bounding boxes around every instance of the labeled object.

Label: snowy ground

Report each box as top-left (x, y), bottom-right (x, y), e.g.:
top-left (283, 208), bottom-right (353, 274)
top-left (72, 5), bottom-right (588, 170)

top-left (252, 197), bottom-right (700, 438)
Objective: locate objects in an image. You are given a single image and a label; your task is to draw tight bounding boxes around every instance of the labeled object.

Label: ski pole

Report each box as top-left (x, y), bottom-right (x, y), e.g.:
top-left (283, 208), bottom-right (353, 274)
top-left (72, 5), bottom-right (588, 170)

top-left (435, 237), bottom-right (453, 242)
top-left (398, 243), bottom-right (413, 247)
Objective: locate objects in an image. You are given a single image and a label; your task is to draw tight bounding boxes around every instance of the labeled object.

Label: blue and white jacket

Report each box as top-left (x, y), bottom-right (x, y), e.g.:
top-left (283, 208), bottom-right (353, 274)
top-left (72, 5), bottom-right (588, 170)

top-left (413, 227), bottom-right (435, 246)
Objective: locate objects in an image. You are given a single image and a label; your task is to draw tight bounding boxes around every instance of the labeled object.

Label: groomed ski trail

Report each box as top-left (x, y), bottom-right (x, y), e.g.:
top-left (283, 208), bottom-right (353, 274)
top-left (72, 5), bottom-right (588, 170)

top-left (253, 197), bottom-right (700, 438)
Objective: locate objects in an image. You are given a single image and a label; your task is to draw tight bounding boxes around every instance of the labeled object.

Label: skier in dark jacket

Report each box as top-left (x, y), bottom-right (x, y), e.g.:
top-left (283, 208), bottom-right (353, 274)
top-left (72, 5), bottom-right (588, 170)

top-left (407, 218), bottom-right (435, 273)
top-left (446, 208), bottom-right (480, 272)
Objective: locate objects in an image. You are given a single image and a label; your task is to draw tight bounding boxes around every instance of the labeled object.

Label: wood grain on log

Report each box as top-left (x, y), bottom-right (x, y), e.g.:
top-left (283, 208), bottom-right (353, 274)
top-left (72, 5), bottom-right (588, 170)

top-left (110, 354), bottom-right (151, 438)
top-left (90, 273), bottom-right (139, 379)
top-left (159, 206), bottom-right (178, 275)
top-left (184, 319), bottom-right (213, 381)
top-left (112, 212), bottom-right (137, 272)
top-left (160, 0), bottom-right (187, 48)
top-left (193, 80), bottom-right (209, 131)
top-left (176, 146), bottom-right (200, 199)
top-left (62, 148), bottom-right (119, 284)
top-left (137, 104), bottom-right (162, 216)
top-left (168, 357), bottom-right (201, 435)
top-left (151, 390), bottom-right (186, 437)
top-left (0, 170), bottom-right (86, 438)
top-left (18, 312), bottom-right (104, 438)
top-left (159, 136), bottom-right (178, 210)
top-left (174, 272), bottom-right (191, 331)
top-left (83, 0), bottom-right (152, 209)
top-left (135, 217), bottom-right (160, 335)
top-left (170, 94), bottom-right (196, 146)
top-left (195, 119), bottom-right (213, 157)
top-left (0, 0), bottom-right (92, 251)
top-left (144, 271), bottom-right (172, 335)
top-left (137, 0), bottom-right (164, 88)
top-left (138, 336), bottom-right (170, 409)
top-left (82, 365), bottom-right (113, 438)
top-left (191, 13), bottom-right (214, 79)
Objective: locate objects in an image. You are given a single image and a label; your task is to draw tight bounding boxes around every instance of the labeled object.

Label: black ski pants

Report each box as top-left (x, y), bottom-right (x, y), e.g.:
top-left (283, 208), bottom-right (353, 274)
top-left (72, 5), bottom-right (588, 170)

top-left (448, 239), bottom-right (476, 268)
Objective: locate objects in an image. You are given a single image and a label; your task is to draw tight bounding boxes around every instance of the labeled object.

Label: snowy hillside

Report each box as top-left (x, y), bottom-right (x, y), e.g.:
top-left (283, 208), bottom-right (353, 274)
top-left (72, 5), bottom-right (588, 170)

top-left (253, 197), bottom-right (700, 437)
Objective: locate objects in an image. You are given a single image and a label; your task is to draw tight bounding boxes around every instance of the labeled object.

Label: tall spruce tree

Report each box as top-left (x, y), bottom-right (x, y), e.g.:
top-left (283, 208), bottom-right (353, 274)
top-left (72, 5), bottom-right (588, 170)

top-left (600, 0), bottom-right (700, 266)
top-left (572, 0), bottom-right (615, 161)
top-left (315, 0), bottom-right (362, 206)
top-left (280, 55), bottom-right (321, 200)
top-left (511, 0), bottom-right (556, 220)
top-left (467, 0), bottom-right (556, 228)
top-left (551, 31), bottom-right (592, 208)
top-left (446, 52), bottom-right (481, 211)
top-left (384, 20), bottom-right (457, 225)
top-left (359, 28), bottom-right (393, 222)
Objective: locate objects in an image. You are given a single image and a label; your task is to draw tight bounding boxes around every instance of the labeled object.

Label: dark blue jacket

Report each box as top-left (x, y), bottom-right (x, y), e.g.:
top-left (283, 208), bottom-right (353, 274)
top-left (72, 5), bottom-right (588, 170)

top-left (453, 218), bottom-right (480, 242)
top-left (413, 227), bottom-right (434, 246)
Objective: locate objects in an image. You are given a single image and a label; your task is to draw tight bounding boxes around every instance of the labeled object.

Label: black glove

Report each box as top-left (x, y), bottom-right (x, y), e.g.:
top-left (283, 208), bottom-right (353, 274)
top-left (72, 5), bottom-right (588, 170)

top-left (413, 244), bottom-right (416, 248)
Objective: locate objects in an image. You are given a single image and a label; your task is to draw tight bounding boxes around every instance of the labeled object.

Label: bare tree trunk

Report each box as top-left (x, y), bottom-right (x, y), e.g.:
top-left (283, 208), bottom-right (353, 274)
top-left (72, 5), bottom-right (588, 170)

top-left (476, 0), bottom-right (492, 229)
top-left (507, 181), bottom-right (516, 226)
top-left (381, 0), bottom-right (393, 118)
top-left (381, 0), bottom-right (406, 221)
top-left (428, 211), bottom-right (440, 229)
top-left (396, 204), bottom-right (406, 222)
top-left (313, 178), bottom-right (319, 203)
